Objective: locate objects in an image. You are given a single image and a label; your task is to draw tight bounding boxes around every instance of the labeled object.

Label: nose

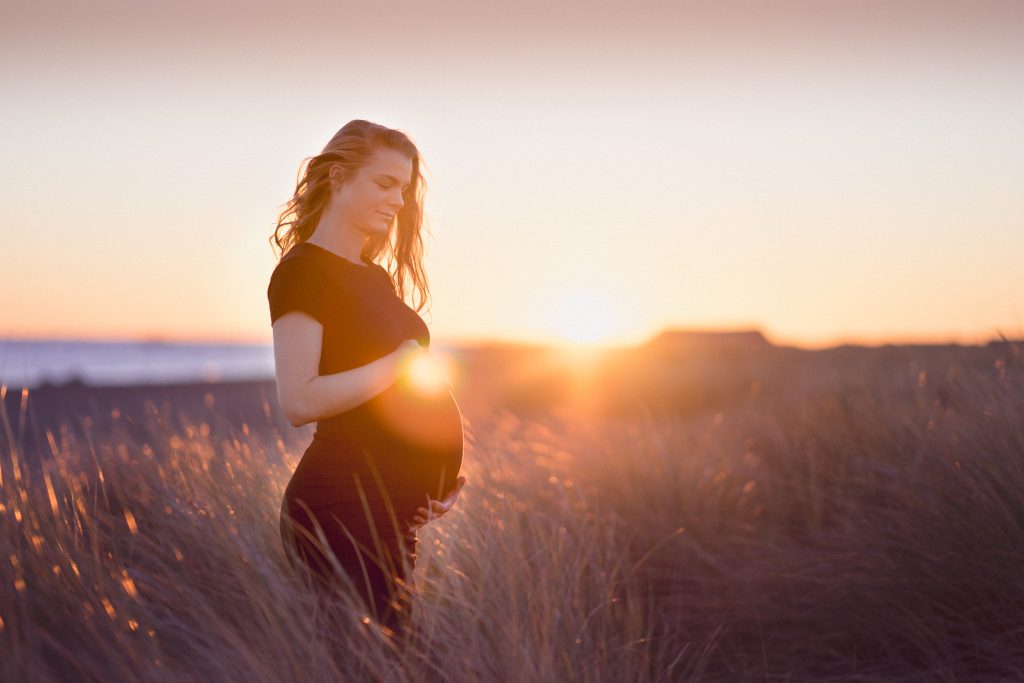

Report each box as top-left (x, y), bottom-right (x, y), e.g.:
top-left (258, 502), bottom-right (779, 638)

top-left (389, 189), bottom-right (405, 210)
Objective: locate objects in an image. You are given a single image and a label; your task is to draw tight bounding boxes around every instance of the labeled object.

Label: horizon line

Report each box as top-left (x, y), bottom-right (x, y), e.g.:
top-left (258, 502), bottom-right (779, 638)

top-left (2, 327), bottom-right (1020, 352)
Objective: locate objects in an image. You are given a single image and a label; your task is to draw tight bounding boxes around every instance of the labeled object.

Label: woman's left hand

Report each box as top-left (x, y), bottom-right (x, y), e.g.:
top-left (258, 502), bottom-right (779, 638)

top-left (408, 476), bottom-right (467, 531)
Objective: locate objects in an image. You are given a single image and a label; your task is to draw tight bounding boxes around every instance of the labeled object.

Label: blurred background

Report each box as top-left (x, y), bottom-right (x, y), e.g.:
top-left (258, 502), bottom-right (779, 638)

top-left (2, 0), bottom-right (1022, 388)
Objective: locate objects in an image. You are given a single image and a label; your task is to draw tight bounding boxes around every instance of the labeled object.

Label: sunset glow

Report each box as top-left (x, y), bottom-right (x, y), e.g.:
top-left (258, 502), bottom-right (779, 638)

top-left (552, 291), bottom-right (618, 346)
top-left (2, 1), bottom-right (1022, 348)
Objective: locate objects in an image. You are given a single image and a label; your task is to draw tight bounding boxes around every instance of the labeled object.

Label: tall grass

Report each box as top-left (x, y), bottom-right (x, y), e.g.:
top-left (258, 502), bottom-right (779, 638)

top-left (2, 343), bottom-right (1023, 681)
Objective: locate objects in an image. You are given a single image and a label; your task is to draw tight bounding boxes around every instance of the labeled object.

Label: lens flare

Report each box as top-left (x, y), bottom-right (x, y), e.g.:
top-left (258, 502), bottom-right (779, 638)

top-left (404, 348), bottom-right (451, 396)
top-left (373, 346), bottom-right (461, 450)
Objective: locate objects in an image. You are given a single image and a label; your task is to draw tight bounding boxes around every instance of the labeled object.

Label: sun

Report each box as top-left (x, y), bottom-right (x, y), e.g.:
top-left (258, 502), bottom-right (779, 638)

top-left (552, 290), bottom-right (617, 346)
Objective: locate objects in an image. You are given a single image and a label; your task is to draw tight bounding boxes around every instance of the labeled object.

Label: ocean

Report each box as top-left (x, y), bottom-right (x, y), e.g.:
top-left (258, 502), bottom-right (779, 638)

top-left (0, 339), bottom-right (276, 389)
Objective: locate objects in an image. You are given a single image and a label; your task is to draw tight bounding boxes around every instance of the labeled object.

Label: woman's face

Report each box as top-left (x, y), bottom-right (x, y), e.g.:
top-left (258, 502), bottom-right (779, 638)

top-left (332, 147), bottom-right (413, 235)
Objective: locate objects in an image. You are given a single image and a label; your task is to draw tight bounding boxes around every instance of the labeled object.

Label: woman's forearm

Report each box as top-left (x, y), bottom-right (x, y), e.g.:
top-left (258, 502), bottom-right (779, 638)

top-left (293, 348), bottom-right (406, 426)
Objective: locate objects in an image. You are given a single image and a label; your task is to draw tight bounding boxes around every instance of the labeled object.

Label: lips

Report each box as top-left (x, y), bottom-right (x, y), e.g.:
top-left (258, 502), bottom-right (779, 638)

top-left (378, 211), bottom-right (395, 221)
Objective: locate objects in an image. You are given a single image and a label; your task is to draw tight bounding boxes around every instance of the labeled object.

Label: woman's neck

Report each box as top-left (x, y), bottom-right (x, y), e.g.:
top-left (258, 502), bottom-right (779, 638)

top-left (307, 208), bottom-right (365, 263)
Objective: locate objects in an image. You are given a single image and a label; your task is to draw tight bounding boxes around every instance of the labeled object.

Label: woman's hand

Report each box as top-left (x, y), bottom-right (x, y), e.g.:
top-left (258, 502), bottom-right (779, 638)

top-left (408, 476), bottom-right (467, 531)
top-left (395, 338), bottom-right (422, 362)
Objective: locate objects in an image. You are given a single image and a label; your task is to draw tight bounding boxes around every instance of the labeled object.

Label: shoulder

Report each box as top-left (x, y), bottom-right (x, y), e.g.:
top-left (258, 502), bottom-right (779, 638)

top-left (267, 252), bottom-right (333, 308)
top-left (269, 250), bottom-right (330, 287)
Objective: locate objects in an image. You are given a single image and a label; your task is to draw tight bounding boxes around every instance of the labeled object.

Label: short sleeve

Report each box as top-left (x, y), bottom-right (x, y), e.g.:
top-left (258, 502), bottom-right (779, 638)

top-left (267, 257), bottom-right (326, 325)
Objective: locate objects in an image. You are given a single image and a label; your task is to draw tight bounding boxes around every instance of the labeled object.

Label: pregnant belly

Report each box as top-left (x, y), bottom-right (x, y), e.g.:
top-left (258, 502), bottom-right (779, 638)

top-left (367, 370), bottom-right (465, 503)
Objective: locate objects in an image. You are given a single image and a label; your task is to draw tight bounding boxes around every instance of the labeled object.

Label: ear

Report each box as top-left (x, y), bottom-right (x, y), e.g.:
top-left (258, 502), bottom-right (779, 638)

top-left (328, 163), bottom-right (346, 187)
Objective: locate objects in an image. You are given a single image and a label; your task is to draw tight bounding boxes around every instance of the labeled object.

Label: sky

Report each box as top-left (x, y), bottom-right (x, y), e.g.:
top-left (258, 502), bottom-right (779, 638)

top-left (2, 0), bottom-right (1023, 349)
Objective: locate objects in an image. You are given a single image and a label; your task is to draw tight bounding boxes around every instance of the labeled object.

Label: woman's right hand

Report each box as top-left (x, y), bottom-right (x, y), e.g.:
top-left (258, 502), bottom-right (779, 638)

top-left (393, 339), bottom-right (453, 395)
top-left (392, 339), bottom-right (423, 375)
top-left (395, 338), bottom-right (422, 358)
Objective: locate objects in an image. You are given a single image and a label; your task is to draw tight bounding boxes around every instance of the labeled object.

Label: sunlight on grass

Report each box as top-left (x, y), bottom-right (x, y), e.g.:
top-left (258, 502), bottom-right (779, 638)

top-left (2, 342), bottom-right (1023, 680)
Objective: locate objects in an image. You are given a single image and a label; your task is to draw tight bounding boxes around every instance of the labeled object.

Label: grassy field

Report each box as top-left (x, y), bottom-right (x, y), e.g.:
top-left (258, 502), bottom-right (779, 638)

top-left (2, 341), bottom-right (1023, 681)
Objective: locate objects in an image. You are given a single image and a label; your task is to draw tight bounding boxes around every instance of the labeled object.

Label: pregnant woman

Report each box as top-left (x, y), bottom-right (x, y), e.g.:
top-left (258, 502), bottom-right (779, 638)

top-left (267, 120), bottom-right (466, 640)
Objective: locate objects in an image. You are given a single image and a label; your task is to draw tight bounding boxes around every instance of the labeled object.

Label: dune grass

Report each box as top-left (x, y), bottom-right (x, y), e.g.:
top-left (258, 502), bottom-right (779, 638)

top-left (2, 343), bottom-right (1023, 681)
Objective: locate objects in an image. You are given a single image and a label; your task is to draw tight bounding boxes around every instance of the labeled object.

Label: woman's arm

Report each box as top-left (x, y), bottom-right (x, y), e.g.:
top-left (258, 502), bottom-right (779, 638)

top-left (272, 310), bottom-right (420, 427)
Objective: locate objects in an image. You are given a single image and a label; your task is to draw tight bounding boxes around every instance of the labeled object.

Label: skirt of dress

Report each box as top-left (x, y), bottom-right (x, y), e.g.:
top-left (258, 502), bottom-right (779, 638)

top-left (279, 434), bottom-right (422, 634)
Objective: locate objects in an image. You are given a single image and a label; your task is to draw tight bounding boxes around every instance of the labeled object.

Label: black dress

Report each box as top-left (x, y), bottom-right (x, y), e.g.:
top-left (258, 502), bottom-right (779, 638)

top-left (267, 241), bottom-right (464, 633)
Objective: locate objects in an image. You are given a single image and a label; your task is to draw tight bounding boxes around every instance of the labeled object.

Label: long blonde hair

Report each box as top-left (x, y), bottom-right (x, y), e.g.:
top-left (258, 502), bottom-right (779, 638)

top-left (270, 120), bottom-right (431, 313)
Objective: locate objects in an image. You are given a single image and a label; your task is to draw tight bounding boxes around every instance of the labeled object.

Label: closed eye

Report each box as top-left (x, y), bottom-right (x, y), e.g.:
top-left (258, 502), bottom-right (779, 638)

top-left (377, 175), bottom-right (412, 192)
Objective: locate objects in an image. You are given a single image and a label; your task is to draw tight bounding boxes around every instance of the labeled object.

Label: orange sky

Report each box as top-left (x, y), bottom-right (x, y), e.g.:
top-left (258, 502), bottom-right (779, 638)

top-left (2, 1), bottom-right (1022, 349)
